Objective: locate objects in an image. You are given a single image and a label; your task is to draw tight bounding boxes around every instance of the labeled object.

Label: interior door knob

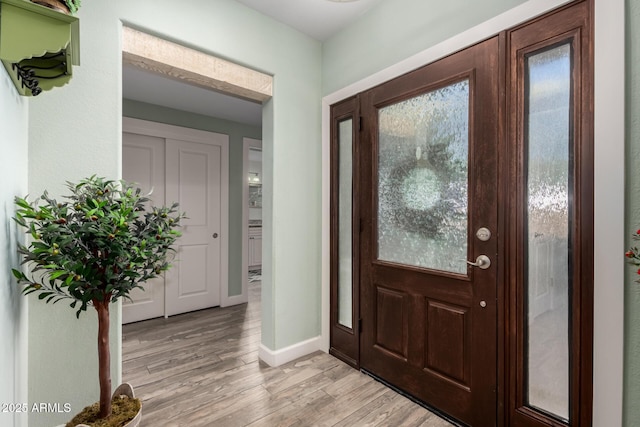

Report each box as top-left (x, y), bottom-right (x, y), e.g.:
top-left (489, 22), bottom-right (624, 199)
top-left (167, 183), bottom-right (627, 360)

top-left (466, 254), bottom-right (491, 270)
top-left (212, 233), bottom-right (219, 238)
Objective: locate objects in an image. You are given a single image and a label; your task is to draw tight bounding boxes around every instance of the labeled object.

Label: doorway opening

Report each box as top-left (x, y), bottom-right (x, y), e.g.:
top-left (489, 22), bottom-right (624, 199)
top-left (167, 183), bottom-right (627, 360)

top-left (121, 26), bottom-right (270, 322)
top-left (119, 27), bottom-right (272, 411)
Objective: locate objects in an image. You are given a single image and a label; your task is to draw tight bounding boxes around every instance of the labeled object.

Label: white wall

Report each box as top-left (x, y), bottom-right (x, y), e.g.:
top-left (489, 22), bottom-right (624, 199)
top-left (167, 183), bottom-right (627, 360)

top-left (322, 0), bottom-right (527, 95)
top-left (0, 66), bottom-right (29, 427)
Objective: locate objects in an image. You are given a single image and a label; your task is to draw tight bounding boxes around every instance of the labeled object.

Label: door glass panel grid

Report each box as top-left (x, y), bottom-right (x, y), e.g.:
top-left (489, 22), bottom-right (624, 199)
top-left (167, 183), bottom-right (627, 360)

top-left (376, 79), bottom-right (470, 275)
top-left (523, 40), bottom-right (573, 423)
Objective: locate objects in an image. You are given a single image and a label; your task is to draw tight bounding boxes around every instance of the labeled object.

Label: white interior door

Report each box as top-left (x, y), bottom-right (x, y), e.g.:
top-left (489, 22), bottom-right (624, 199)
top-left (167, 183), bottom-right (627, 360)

top-left (165, 138), bottom-right (222, 316)
top-left (122, 132), bottom-right (166, 323)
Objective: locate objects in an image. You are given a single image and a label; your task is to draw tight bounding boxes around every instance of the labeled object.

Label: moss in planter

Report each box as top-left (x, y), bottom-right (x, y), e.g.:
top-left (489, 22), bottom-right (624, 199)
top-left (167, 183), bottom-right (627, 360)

top-left (65, 396), bottom-right (141, 427)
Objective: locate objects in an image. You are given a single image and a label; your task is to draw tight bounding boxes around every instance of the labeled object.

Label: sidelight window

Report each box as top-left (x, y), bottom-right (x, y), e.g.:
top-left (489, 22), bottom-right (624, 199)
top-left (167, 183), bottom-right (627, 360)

top-left (524, 42), bottom-right (572, 421)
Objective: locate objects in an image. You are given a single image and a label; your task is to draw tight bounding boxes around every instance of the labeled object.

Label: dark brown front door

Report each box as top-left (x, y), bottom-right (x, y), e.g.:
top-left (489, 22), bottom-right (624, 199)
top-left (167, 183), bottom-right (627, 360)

top-left (359, 36), bottom-right (500, 426)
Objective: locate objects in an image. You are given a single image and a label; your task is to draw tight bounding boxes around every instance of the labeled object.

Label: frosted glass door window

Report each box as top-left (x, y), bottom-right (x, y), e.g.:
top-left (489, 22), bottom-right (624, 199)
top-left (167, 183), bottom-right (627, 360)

top-left (377, 80), bottom-right (469, 274)
top-left (525, 43), bottom-right (571, 421)
top-left (338, 119), bottom-right (353, 328)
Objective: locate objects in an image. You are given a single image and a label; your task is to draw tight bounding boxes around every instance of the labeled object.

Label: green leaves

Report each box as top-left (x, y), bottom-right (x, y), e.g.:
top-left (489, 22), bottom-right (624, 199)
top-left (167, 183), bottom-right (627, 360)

top-left (11, 269), bottom-right (24, 280)
top-left (64, 0), bottom-right (81, 15)
top-left (12, 176), bottom-right (185, 317)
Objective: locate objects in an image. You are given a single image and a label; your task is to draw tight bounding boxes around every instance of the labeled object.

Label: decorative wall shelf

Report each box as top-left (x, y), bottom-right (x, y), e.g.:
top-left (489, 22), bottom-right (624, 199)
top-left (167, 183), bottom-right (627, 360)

top-left (0, 0), bottom-right (79, 96)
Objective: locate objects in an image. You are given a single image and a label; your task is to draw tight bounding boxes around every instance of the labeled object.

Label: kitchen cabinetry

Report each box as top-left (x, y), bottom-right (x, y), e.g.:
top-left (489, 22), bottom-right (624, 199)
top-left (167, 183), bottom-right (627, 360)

top-left (249, 226), bottom-right (262, 269)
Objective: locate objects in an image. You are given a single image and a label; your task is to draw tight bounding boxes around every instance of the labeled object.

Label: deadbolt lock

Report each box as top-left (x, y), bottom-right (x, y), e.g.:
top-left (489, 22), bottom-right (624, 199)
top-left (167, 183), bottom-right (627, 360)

top-left (476, 227), bottom-right (491, 242)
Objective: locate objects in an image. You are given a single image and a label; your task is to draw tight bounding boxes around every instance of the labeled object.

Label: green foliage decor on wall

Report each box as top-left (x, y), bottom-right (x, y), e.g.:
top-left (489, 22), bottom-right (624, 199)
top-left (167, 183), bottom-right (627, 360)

top-left (64, 0), bottom-right (81, 14)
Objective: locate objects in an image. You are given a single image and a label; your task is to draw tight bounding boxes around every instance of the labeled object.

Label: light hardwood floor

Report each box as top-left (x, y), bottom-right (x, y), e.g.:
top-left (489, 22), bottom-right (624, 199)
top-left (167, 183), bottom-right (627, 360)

top-left (122, 283), bottom-right (453, 426)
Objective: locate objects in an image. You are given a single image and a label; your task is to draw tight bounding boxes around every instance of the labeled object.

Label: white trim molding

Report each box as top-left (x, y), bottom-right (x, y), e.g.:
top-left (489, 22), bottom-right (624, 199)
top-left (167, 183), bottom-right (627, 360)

top-left (593, 0), bottom-right (625, 425)
top-left (321, 0), bottom-right (623, 424)
top-left (259, 336), bottom-right (323, 367)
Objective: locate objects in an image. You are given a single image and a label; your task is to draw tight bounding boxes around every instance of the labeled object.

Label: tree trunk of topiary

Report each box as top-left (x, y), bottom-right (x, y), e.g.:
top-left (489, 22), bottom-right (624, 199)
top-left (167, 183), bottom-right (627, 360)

top-left (94, 298), bottom-right (112, 419)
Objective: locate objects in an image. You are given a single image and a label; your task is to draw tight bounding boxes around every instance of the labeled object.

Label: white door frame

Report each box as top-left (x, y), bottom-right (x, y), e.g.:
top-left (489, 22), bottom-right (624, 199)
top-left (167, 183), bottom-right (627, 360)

top-left (122, 117), bottom-right (231, 307)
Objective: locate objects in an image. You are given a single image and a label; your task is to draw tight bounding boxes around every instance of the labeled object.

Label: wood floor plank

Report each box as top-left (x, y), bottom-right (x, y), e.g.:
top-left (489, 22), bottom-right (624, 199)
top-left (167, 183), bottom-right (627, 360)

top-left (244, 389), bottom-right (335, 427)
top-left (122, 282), bottom-right (453, 426)
top-left (297, 379), bottom-right (391, 427)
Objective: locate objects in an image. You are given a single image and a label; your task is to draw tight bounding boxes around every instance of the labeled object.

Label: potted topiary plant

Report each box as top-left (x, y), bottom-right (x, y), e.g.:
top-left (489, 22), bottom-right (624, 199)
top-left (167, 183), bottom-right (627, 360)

top-left (12, 176), bottom-right (184, 427)
top-left (30, 0), bottom-right (80, 15)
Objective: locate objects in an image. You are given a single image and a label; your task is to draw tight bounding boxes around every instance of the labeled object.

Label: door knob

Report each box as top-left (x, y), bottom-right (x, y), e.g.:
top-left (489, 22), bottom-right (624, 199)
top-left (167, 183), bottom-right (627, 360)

top-left (466, 254), bottom-right (491, 270)
top-left (212, 233), bottom-right (219, 238)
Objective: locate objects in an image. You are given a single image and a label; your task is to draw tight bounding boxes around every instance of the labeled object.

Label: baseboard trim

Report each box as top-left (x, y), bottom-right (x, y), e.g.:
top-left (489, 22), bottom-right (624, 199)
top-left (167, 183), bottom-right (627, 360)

top-left (259, 336), bottom-right (322, 367)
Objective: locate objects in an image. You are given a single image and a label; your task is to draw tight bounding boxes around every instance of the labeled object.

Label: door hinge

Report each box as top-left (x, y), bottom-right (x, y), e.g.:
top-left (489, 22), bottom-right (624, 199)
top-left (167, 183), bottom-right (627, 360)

top-left (358, 318), bottom-right (363, 332)
top-left (358, 116), bottom-right (363, 131)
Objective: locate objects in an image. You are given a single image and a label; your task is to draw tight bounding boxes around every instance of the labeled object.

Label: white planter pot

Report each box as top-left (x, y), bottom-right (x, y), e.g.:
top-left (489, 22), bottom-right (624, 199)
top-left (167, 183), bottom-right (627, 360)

top-left (56, 383), bottom-right (141, 427)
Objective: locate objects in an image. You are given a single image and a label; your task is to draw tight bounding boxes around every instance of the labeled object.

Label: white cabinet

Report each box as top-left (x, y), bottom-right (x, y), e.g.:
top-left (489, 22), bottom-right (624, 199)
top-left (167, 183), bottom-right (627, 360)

top-left (249, 226), bottom-right (262, 269)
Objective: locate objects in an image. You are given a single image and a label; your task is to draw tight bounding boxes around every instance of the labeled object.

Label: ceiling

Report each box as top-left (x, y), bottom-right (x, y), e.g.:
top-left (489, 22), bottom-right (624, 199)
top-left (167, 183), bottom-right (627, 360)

top-left (235, 0), bottom-right (385, 41)
top-left (123, 64), bottom-right (264, 127)
top-left (122, 0), bottom-right (383, 127)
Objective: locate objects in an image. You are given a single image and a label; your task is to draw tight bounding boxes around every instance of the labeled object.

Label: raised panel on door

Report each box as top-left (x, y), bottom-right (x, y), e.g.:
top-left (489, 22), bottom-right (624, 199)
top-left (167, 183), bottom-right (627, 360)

top-left (248, 227), bottom-right (262, 268)
top-left (122, 132), bottom-right (166, 324)
top-left (425, 300), bottom-right (470, 387)
top-left (359, 36), bottom-right (499, 426)
top-left (374, 286), bottom-right (409, 359)
top-left (165, 138), bottom-right (221, 316)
